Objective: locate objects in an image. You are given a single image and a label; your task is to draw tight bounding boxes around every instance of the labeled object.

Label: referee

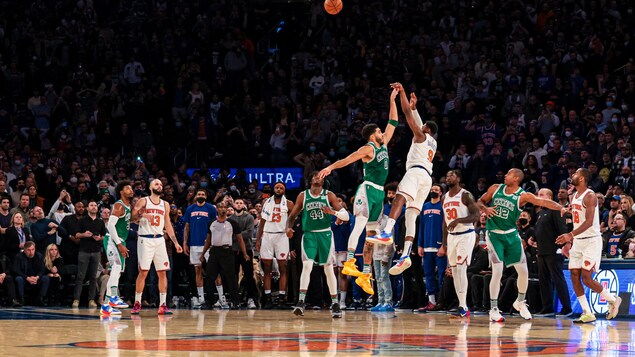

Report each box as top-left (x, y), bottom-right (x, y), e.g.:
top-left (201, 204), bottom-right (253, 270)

top-left (201, 201), bottom-right (249, 309)
top-left (531, 188), bottom-right (572, 317)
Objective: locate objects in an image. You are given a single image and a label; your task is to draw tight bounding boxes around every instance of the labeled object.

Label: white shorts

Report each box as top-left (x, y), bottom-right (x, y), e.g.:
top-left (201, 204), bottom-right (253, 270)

top-left (397, 167), bottom-right (433, 210)
top-left (105, 237), bottom-right (125, 271)
top-left (336, 252), bottom-right (347, 268)
top-left (568, 236), bottom-right (602, 271)
top-left (138, 237), bottom-right (170, 271)
top-left (260, 232), bottom-right (290, 261)
top-left (189, 245), bottom-right (208, 266)
top-left (447, 231), bottom-right (476, 267)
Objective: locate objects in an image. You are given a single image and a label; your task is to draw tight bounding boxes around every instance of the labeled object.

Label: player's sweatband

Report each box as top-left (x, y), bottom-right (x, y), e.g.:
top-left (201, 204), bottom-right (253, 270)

top-left (334, 208), bottom-right (350, 221)
top-left (388, 119), bottom-right (398, 127)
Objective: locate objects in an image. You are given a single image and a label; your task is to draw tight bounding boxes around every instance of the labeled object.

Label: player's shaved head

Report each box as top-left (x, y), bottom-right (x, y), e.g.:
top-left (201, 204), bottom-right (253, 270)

top-left (510, 168), bottom-right (524, 181)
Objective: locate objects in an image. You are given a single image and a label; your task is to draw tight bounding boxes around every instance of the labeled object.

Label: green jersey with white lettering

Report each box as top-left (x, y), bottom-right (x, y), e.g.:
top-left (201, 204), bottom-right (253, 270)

top-left (104, 200), bottom-right (131, 248)
top-left (302, 189), bottom-right (331, 232)
top-left (363, 143), bottom-right (389, 186)
top-left (486, 184), bottom-right (524, 231)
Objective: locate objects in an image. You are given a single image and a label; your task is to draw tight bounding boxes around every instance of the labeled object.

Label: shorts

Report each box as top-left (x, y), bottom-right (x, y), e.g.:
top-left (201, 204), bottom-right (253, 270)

top-left (336, 251), bottom-right (347, 267)
top-left (105, 237), bottom-right (126, 271)
top-left (189, 245), bottom-right (208, 266)
top-left (486, 230), bottom-right (525, 267)
top-left (301, 230), bottom-right (336, 266)
top-left (568, 236), bottom-right (602, 271)
top-left (447, 230), bottom-right (476, 267)
top-left (138, 237), bottom-right (170, 271)
top-left (397, 167), bottom-right (432, 210)
top-left (260, 232), bottom-right (290, 260)
top-left (353, 182), bottom-right (385, 223)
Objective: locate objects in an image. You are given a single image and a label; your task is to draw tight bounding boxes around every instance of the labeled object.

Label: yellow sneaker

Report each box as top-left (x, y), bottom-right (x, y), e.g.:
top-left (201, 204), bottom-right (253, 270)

top-left (573, 313), bottom-right (597, 324)
top-left (342, 258), bottom-right (362, 277)
top-left (355, 273), bottom-right (374, 295)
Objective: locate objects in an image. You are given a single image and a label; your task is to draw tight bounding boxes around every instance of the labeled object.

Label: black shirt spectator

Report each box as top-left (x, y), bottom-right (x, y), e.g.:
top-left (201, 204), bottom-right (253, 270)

top-left (77, 212), bottom-right (107, 253)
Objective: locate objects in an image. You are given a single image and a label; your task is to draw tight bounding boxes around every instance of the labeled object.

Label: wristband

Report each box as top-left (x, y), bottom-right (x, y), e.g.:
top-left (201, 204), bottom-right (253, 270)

top-left (388, 119), bottom-right (398, 127)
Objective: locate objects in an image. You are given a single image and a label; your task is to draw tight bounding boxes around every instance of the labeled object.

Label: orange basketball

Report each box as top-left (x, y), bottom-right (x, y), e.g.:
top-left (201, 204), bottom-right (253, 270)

top-left (324, 0), bottom-right (343, 15)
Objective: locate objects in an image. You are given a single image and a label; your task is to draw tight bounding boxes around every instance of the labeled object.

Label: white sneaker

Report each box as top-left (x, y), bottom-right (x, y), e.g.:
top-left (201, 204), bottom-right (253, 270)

top-left (219, 296), bottom-right (230, 309)
top-left (247, 298), bottom-right (257, 309)
top-left (513, 300), bottom-right (532, 320)
top-left (213, 300), bottom-right (221, 308)
top-left (191, 296), bottom-right (201, 309)
top-left (489, 307), bottom-right (505, 322)
top-left (607, 296), bottom-right (622, 320)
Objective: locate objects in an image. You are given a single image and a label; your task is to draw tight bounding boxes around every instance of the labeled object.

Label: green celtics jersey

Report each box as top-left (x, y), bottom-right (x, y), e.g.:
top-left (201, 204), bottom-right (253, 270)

top-left (302, 189), bottom-right (331, 232)
top-left (486, 184), bottom-right (524, 231)
top-left (363, 143), bottom-right (389, 186)
top-left (105, 200), bottom-right (131, 246)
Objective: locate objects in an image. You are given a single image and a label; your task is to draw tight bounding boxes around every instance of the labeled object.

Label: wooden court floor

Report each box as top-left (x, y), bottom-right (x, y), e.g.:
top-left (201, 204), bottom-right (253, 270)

top-left (0, 308), bottom-right (634, 356)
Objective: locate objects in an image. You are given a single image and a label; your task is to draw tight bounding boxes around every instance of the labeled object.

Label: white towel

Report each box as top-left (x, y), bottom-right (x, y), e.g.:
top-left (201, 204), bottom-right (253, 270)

top-left (261, 195), bottom-right (288, 222)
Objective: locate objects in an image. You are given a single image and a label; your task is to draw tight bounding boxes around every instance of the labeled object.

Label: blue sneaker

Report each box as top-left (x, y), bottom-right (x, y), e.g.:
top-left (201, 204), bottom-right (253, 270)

top-left (366, 231), bottom-right (394, 245)
top-left (452, 306), bottom-right (470, 318)
top-left (379, 303), bottom-right (395, 312)
top-left (107, 295), bottom-right (129, 309)
top-left (388, 256), bottom-right (412, 275)
top-left (100, 304), bottom-right (122, 316)
top-left (370, 303), bottom-right (383, 312)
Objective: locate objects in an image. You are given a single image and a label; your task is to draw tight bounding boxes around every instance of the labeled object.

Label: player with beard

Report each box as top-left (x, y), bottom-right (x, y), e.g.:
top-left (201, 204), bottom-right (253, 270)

top-left (100, 180), bottom-right (134, 316)
top-left (441, 170), bottom-right (480, 318)
top-left (556, 168), bottom-right (622, 323)
top-left (131, 179), bottom-right (183, 315)
top-left (318, 88), bottom-right (399, 296)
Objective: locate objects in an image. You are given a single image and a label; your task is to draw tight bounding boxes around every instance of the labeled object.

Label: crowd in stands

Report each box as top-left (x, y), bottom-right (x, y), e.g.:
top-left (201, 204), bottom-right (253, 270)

top-left (1, 0), bottom-right (635, 312)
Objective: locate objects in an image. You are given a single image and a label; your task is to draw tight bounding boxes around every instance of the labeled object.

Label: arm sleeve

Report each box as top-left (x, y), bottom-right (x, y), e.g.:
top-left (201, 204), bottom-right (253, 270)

top-left (107, 215), bottom-right (122, 245)
top-left (334, 208), bottom-right (350, 221)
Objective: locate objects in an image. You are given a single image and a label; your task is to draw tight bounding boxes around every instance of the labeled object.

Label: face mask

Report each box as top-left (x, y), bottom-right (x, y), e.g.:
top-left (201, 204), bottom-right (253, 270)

top-left (329, 150), bottom-right (336, 157)
top-left (230, 185), bottom-right (237, 191)
top-left (612, 117), bottom-right (619, 123)
top-left (17, 184), bottom-right (25, 191)
top-left (45, 169), bottom-right (53, 175)
top-left (200, 181), bottom-right (208, 188)
top-left (518, 218), bottom-right (528, 226)
top-left (14, 160), bottom-right (21, 165)
top-left (196, 197), bottom-right (205, 204)
top-left (309, 146), bottom-right (316, 153)
top-left (623, 173), bottom-right (630, 178)
top-left (70, 177), bottom-right (78, 184)
top-left (248, 188), bottom-right (256, 194)
top-left (629, 117), bottom-right (635, 124)
top-left (429, 192), bottom-right (439, 199)
top-left (565, 131), bottom-right (572, 137)
top-left (606, 102), bottom-right (613, 107)
top-left (549, 135), bottom-right (556, 141)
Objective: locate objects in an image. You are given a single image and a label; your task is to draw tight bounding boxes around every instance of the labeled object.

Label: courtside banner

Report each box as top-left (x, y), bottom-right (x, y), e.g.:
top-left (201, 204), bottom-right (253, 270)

top-left (187, 167), bottom-right (303, 189)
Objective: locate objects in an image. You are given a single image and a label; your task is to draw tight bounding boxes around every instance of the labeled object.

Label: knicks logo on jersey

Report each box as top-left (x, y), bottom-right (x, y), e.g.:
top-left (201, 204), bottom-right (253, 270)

top-left (191, 211), bottom-right (210, 218)
top-left (145, 208), bottom-right (165, 215)
top-left (424, 209), bottom-right (441, 216)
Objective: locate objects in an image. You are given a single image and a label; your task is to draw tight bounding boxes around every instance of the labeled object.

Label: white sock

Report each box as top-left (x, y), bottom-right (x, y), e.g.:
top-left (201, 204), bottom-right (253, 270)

top-left (264, 289), bottom-right (271, 295)
top-left (279, 291), bottom-right (285, 296)
top-left (600, 288), bottom-right (616, 303)
top-left (402, 241), bottom-right (413, 258)
top-left (578, 295), bottom-right (591, 314)
top-left (384, 218), bottom-right (396, 233)
top-left (160, 293), bottom-right (167, 306)
top-left (197, 287), bottom-right (205, 301)
top-left (340, 291), bottom-right (347, 305)
top-left (429, 294), bottom-right (436, 305)
top-left (135, 292), bottom-right (142, 303)
top-left (216, 284), bottom-right (224, 297)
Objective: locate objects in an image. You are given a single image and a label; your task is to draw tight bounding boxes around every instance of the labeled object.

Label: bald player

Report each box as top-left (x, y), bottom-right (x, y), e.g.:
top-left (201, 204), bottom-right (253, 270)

top-left (131, 179), bottom-right (183, 315)
top-left (477, 168), bottom-right (566, 322)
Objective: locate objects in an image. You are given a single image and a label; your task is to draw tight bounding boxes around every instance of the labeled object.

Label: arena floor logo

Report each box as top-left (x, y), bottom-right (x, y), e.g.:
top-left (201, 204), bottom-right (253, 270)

top-left (64, 332), bottom-right (578, 355)
top-left (590, 269), bottom-right (620, 315)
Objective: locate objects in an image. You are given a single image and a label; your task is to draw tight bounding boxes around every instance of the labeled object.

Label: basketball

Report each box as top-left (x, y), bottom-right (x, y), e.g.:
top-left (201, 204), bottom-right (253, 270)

top-left (324, 0), bottom-right (343, 15)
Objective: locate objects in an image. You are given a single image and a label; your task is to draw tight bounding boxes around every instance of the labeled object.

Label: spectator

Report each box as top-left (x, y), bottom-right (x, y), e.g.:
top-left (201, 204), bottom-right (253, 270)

top-left (603, 213), bottom-right (635, 259)
top-left (29, 207), bottom-right (59, 256)
top-left (58, 201), bottom-right (85, 266)
top-left (72, 200), bottom-right (106, 308)
top-left (0, 253), bottom-right (20, 307)
top-left (3, 213), bottom-right (30, 264)
top-left (229, 198), bottom-right (256, 309)
top-left (12, 241), bottom-right (49, 306)
top-left (10, 194), bottom-right (30, 223)
top-left (43, 243), bottom-right (64, 306)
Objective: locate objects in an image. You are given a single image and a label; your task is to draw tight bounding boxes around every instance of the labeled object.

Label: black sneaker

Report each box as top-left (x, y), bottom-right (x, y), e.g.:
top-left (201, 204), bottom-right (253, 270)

top-left (331, 302), bottom-right (342, 318)
top-left (556, 310), bottom-right (573, 318)
top-left (277, 295), bottom-right (288, 310)
top-left (349, 299), bottom-right (363, 310)
top-left (293, 301), bottom-right (305, 316)
top-left (534, 309), bottom-right (555, 317)
top-left (263, 294), bottom-right (274, 310)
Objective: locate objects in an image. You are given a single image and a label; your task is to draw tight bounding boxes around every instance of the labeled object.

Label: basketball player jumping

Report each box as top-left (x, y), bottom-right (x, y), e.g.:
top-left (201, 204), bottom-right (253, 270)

top-left (442, 170), bottom-right (480, 318)
top-left (556, 168), bottom-right (621, 323)
top-left (318, 87), bottom-right (399, 295)
top-left (478, 168), bottom-right (566, 322)
top-left (286, 172), bottom-right (349, 318)
top-left (256, 182), bottom-right (295, 308)
top-left (100, 180), bottom-right (133, 316)
top-left (368, 82), bottom-right (438, 276)
top-left (131, 179), bottom-right (183, 315)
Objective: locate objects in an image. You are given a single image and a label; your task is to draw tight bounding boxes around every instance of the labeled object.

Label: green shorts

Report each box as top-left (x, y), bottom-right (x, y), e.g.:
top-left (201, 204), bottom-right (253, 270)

top-left (486, 230), bottom-right (525, 267)
top-left (301, 230), bottom-right (336, 265)
top-left (353, 182), bottom-right (384, 223)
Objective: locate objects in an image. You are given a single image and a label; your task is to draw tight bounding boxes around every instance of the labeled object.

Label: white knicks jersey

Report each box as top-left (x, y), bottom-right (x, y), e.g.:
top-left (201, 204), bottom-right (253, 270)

top-left (263, 202), bottom-right (288, 233)
top-left (139, 198), bottom-right (166, 236)
top-left (406, 133), bottom-right (437, 173)
top-left (443, 189), bottom-right (474, 232)
top-left (570, 188), bottom-right (601, 239)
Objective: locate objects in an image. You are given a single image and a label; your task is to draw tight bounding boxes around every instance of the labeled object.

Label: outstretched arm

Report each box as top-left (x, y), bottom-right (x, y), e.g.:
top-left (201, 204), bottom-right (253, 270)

top-left (318, 145), bottom-right (373, 179)
top-left (391, 82), bottom-right (425, 141)
top-left (383, 88), bottom-right (400, 145)
top-left (521, 192), bottom-right (565, 214)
